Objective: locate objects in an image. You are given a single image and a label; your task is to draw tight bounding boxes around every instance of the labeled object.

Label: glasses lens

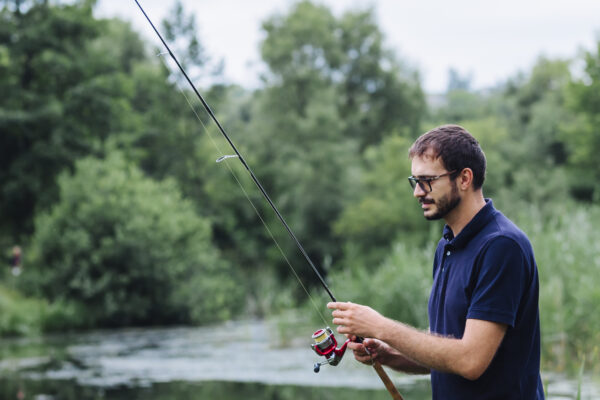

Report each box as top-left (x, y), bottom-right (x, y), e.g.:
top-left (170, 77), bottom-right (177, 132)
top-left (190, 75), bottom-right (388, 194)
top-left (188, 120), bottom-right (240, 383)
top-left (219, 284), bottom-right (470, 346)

top-left (408, 177), bottom-right (432, 192)
top-left (408, 177), bottom-right (417, 190)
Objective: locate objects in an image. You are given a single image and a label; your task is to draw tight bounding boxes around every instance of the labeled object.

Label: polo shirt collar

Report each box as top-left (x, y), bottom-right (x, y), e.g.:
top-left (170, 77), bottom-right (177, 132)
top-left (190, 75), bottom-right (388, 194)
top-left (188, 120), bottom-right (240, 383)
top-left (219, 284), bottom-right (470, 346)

top-left (442, 198), bottom-right (495, 248)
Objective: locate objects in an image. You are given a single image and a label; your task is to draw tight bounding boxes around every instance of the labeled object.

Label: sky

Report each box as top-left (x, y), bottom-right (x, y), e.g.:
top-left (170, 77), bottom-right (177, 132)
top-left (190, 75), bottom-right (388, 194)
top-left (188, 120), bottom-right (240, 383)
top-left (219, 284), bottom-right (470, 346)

top-left (96, 0), bottom-right (600, 93)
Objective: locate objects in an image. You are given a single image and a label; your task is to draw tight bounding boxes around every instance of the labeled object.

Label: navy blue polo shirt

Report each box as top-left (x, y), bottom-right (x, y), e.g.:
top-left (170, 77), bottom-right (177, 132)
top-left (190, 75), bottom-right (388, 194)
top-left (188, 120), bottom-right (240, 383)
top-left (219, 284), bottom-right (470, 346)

top-left (428, 199), bottom-right (544, 399)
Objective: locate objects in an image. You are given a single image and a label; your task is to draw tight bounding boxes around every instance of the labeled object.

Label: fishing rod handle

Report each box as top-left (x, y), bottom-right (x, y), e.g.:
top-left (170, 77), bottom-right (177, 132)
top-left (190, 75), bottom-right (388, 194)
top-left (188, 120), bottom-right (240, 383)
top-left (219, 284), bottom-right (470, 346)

top-left (355, 336), bottom-right (404, 400)
top-left (371, 361), bottom-right (405, 400)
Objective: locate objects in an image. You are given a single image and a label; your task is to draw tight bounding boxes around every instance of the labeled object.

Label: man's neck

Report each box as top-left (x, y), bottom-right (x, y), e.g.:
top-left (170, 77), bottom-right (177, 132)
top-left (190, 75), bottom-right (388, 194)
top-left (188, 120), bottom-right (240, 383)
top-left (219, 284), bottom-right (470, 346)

top-left (445, 191), bottom-right (486, 237)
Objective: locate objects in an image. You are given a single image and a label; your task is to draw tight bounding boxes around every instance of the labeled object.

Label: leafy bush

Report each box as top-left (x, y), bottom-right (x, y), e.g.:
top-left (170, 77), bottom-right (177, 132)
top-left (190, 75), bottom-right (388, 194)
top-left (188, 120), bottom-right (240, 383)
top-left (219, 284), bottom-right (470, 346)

top-left (516, 203), bottom-right (600, 373)
top-left (0, 284), bottom-right (45, 336)
top-left (334, 135), bottom-right (433, 269)
top-left (329, 241), bottom-right (433, 329)
top-left (23, 153), bottom-right (242, 328)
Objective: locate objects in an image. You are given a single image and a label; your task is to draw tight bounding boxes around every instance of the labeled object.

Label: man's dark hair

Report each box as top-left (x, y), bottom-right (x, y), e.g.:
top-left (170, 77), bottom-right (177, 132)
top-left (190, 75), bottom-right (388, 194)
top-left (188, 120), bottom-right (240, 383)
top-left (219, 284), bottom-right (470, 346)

top-left (408, 125), bottom-right (486, 189)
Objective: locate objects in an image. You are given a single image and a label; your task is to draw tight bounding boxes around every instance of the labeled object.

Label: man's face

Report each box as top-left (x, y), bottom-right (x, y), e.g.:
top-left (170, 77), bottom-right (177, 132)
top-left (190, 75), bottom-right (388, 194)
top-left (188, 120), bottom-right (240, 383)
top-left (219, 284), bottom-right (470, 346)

top-left (410, 154), bottom-right (461, 221)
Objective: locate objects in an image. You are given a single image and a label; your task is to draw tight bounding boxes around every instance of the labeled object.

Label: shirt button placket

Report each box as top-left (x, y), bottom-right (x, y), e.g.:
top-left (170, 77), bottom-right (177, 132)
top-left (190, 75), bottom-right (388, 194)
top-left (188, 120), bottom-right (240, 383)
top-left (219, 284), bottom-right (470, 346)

top-left (442, 249), bottom-right (451, 273)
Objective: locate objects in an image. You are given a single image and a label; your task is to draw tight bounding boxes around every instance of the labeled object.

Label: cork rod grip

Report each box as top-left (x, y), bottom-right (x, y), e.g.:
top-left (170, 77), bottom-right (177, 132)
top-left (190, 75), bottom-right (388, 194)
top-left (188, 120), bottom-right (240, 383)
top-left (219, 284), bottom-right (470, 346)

top-left (371, 361), bottom-right (404, 400)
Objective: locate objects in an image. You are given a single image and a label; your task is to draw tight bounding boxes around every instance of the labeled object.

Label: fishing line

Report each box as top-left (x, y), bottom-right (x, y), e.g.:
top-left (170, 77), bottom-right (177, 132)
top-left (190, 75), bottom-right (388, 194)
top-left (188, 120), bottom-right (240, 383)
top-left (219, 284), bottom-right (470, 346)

top-left (155, 50), bottom-right (330, 327)
top-left (133, 0), bottom-right (337, 304)
top-left (135, 3), bottom-right (405, 398)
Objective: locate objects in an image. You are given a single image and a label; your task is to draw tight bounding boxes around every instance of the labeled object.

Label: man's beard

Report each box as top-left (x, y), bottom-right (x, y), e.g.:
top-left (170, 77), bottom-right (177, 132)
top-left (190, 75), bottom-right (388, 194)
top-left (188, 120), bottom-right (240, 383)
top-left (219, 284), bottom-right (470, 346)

top-left (422, 183), bottom-right (461, 220)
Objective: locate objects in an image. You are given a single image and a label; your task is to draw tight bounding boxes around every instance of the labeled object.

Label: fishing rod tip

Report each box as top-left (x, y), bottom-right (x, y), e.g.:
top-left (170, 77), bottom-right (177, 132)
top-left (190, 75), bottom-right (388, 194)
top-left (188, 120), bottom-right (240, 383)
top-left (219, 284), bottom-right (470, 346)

top-left (216, 155), bottom-right (239, 163)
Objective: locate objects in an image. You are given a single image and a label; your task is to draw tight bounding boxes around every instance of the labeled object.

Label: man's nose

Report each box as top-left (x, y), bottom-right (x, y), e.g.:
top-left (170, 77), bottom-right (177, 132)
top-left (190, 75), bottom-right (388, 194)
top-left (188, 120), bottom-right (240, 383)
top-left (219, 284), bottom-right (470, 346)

top-left (413, 182), bottom-right (427, 197)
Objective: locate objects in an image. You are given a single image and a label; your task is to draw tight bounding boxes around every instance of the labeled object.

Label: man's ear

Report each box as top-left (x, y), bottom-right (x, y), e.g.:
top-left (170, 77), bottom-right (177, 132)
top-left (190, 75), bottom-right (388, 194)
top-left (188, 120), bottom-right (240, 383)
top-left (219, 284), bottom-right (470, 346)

top-left (458, 168), bottom-right (474, 191)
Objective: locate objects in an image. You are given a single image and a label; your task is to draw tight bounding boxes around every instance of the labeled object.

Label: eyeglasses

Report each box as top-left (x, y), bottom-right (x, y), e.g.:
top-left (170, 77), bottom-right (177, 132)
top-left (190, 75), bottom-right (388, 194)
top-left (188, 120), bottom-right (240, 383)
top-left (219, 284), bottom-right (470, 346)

top-left (408, 171), bottom-right (457, 193)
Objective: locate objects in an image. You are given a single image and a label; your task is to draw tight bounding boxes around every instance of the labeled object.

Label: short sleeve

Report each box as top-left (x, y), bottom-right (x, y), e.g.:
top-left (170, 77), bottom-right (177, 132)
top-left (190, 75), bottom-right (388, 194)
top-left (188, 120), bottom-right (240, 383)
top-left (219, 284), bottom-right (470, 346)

top-left (467, 236), bottom-right (528, 327)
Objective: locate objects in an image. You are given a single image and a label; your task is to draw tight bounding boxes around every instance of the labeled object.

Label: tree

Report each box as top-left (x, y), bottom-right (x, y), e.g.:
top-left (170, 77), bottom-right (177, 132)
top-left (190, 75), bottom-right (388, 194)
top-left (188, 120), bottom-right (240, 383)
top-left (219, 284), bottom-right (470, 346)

top-left (260, 0), bottom-right (425, 151)
top-left (446, 67), bottom-right (473, 92)
top-left (484, 57), bottom-right (573, 212)
top-left (0, 0), bottom-right (225, 242)
top-left (24, 153), bottom-right (242, 327)
top-left (333, 134), bottom-right (432, 269)
top-left (0, 1), bottom-right (146, 239)
top-left (227, 0), bottom-right (427, 291)
top-left (160, 0), bottom-right (222, 82)
top-left (563, 40), bottom-right (600, 201)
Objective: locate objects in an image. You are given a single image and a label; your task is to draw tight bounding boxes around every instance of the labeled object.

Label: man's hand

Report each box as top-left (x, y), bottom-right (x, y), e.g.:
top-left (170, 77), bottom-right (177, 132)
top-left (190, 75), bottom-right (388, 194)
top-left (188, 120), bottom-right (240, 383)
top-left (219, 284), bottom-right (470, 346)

top-left (327, 301), bottom-right (387, 338)
top-left (348, 336), bottom-right (391, 365)
top-left (348, 334), bottom-right (430, 374)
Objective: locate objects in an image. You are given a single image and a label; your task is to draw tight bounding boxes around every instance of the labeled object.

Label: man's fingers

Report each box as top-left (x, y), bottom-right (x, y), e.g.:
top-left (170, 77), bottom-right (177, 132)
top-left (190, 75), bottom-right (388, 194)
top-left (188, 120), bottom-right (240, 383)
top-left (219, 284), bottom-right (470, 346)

top-left (331, 309), bottom-right (345, 318)
top-left (327, 301), bottom-right (353, 310)
top-left (363, 338), bottom-right (384, 354)
top-left (347, 341), bottom-right (364, 351)
top-left (354, 355), bottom-right (372, 364)
top-left (353, 349), bottom-right (377, 364)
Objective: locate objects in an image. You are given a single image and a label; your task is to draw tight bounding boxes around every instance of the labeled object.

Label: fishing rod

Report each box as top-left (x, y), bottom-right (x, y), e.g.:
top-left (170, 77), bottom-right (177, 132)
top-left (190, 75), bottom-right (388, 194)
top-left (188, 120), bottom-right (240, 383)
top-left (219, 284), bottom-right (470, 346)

top-left (133, 0), bottom-right (335, 304)
top-left (133, 2), bottom-right (403, 398)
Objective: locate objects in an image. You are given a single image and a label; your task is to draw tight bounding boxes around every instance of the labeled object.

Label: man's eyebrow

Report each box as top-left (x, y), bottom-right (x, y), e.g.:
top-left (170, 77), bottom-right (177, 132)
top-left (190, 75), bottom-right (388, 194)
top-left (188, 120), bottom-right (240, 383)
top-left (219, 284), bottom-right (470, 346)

top-left (413, 174), bottom-right (436, 179)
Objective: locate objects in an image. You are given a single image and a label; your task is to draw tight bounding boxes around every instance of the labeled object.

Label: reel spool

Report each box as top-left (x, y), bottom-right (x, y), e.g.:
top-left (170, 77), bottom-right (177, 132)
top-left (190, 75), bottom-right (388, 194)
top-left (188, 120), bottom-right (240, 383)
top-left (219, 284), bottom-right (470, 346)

top-left (311, 327), bottom-right (350, 372)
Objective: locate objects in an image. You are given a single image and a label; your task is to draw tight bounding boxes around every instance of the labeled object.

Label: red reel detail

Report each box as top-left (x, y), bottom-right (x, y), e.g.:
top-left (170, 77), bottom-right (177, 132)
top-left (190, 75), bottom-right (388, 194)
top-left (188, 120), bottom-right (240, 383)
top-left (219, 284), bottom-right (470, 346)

top-left (311, 327), bottom-right (350, 371)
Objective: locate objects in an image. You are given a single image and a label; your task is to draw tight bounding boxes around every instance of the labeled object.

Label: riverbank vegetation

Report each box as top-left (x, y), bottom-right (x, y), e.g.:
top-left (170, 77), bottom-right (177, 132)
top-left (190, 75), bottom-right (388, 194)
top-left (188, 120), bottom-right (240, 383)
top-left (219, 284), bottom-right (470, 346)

top-left (1, 0), bottom-right (598, 376)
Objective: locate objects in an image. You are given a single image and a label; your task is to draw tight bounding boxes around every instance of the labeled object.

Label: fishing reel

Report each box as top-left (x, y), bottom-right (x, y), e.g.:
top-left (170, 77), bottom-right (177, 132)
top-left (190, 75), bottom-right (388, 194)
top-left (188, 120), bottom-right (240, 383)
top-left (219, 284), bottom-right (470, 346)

top-left (311, 327), bottom-right (350, 373)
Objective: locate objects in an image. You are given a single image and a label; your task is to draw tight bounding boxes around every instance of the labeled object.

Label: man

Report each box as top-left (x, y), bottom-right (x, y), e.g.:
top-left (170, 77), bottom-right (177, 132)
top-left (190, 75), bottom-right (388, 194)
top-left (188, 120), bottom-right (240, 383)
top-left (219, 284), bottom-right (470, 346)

top-left (328, 125), bottom-right (544, 399)
top-left (10, 245), bottom-right (22, 276)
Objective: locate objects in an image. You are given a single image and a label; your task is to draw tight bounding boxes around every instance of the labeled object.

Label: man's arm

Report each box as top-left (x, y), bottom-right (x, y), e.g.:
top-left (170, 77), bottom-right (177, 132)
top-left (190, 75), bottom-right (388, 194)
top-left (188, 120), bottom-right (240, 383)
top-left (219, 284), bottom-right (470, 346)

top-left (348, 338), bottom-right (430, 374)
top-left (328, 302), bottom-right (507, 380)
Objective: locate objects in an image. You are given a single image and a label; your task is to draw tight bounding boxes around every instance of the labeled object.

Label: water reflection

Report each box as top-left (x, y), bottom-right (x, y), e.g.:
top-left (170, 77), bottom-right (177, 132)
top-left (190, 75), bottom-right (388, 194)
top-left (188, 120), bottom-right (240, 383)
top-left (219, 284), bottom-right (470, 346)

top-left (0, 378), bottom-right (432, 400)
top-left (0, 320), bottom-right (431, 399)
top-left (0, 319), bottom-right (597, 399)
top-left (2, 320), bottom-right (426, 389)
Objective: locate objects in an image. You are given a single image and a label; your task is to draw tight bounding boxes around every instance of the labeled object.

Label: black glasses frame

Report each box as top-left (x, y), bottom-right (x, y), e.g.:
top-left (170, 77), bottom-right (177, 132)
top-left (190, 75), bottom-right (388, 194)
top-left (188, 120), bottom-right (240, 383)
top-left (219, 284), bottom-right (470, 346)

top-left (408, 170), bottom-right (457, 193)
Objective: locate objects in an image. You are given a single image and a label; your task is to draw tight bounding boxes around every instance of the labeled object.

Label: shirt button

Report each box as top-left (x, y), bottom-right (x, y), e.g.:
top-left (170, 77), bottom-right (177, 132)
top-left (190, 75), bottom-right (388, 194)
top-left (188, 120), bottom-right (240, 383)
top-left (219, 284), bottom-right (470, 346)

top-left (446, 251), bottom-right (451, 256)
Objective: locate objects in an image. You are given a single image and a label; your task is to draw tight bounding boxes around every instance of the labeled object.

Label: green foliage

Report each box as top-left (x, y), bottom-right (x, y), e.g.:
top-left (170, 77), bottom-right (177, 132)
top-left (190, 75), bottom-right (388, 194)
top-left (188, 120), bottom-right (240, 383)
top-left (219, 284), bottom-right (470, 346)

top-left (0, 1), bottom-right (147, 237)
top-left (504, 57), bottom-right (572, 125)
top-left (503, 58), bottom-right (572, 168)
top-left (563, 41), bottom-right (600, 201)
top-left (0, 273), bottom-right (90, 336)
top-left (239, 0), bottom-right (427, 291)
top-left (260, 0), bottom-right (425, 150)
top-left (161, 0), bottom-right (212, 78)
top-left (520, 203), bottom-right (600, 374)
top-left (431, 57), bottom-right (574, 216)
top-left (434, 89), bottom-right (488, 122)
top-left (0, 283), bottom-right (45, 336)
top-left (23, 153), bottom-right (242, 327)
top-left (330, 242), bottom-right (433, 329)
top-left (38, 298), bottom-right (92, 332)
top-left (0, 2), bottom-right (598, 382)
top-left (334, 134), bottom-right (433, 268)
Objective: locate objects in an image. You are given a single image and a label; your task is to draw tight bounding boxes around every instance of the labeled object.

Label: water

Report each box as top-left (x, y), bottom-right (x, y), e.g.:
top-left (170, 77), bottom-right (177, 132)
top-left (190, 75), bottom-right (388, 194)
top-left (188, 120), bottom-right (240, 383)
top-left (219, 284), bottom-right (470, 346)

top-left (0, 319), bottom-right (597, 399)
top-left (0, 319), bottom-right (431, 399)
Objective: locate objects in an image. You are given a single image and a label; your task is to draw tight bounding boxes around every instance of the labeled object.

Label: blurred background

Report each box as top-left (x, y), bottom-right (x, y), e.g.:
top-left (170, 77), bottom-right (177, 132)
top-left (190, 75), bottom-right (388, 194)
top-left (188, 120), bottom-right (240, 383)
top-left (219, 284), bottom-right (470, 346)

top-left (0, 0), bottom-right (599, 398)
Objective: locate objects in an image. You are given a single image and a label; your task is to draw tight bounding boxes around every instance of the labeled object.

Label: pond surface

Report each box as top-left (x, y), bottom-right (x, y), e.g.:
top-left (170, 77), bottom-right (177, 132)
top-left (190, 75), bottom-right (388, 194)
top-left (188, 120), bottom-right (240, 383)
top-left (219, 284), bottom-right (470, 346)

top-left (0, 319), bottom-right (597, 399)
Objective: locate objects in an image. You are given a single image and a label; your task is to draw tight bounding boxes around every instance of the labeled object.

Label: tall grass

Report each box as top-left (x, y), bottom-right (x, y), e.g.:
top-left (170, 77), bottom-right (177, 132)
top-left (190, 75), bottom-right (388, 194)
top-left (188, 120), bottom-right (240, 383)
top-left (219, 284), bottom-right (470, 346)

top-left (0, 272), bottom-right (91, 337)
top-left (515, 203), bottom-right (600, 374)
top-left (0, 283), bottom-right (44, 337)
top-left (328, 242), bottom-right (433, 329)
